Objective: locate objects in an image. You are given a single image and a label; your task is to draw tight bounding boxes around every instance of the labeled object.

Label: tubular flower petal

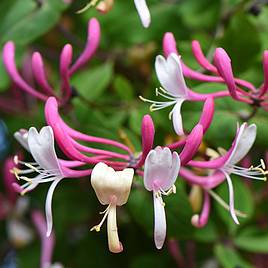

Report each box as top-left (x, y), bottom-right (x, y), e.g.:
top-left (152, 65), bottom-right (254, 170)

top-left (90, 162), bottom-right (134, 253)
top-left (144, 147), bottom-right (180, 249)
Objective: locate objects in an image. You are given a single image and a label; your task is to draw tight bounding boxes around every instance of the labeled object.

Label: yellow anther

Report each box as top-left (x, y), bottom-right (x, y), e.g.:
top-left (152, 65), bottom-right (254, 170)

top-left (90, 225), bottom-right (101, 232)
top-left (77, 0), bottom-right (99, 13)
top-left (10, 168), bottom-right (21, 180)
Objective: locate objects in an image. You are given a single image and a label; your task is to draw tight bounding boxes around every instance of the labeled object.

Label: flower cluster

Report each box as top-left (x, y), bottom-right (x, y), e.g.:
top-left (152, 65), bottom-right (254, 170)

top-left (3, 18), bottom-right (267, 255)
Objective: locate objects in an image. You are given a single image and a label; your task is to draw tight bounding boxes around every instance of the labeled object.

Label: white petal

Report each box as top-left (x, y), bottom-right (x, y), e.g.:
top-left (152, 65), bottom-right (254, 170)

top-left (172, 99), bottom-right (185, 136)
top-left (134, 0), bottom-right (151, 28)
top-left (155, 53), bottom-right (188, 97)
top-left (225, 123), bottom-right (256, 166)
top-left (14, 129), bottom-right (29, 151)
top-left (28, 126), bottom-right (62, 173)
top-left (144, 148), bottom-right (180, 191)
top-left (222, 171), bottom-right (239, 225)
top-left (153, 193), bottom-right (166, 249)
top-left (45, 179), bottom-right (62, 237)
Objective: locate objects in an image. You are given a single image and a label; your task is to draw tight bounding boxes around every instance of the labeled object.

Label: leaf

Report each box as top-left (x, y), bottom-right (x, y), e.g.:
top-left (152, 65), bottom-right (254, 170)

top-left (214, 244), bottom-right (253, 268)
top-left (127, 183), bottom-right (153, 237)
top-left (113, 75), bottom-right (134, 101)
top-left (165, 183), bottom-right (194, 240)
top-left (234, 227), bottom-right (268, 253)
top-left (194, 220), bottom-right (218, 242)
top-left (72, 62), bottom-right (114, 101)
top-left (218, 14), bottom-right (261, 73)
top-left (0, 0), bottom-right (69, 46)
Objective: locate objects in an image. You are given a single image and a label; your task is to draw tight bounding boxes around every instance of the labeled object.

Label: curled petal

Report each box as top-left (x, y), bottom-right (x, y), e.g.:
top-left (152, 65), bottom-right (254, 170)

top-left (134, 0), bottom-right (151, 28)
top-left (153, 193), bottom-right (166, 249)
top-left (172, 99), bottom-right (185, 136)
top-left (222, 171), bottom-right (239, 225)
top-left (45, 179), bottom-right (62, 237)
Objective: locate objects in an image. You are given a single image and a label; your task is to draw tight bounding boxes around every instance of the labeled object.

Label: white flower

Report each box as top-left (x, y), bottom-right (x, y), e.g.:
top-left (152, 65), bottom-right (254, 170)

top-left (144, 147), bottom-right (180, 249)
top-left (90, 162), bottom-right (134, 253)
top-left (134, 0), bottom-right (151, 28)
top-left (13, 126), bottom-right (64, 237)
top-left (219, 123), bottom-right (266, 224)
top-left (140, 53), bottom-right (188, 135)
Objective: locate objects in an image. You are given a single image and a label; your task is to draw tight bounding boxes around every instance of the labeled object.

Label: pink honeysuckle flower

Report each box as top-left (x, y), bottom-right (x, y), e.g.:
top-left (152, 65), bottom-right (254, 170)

top-left (134, 0), bottom-right (151, 28)
top-left (12, 126), bottom-right (92, 237)
top-left (2, 18), bottom-right (100, 106)
top-left (44, 96), bottom-right (132, 170)
top-left (32, 210), bottom-right (63, 268)
top-left (140, 52), bottom-right (218, 135)
top-left (90, 162), bottom-right (134, 253)
top-left (182, 123), bottom-right (267, 224)
top-left (144, 147), bottom-right (180, 249)
top-left (162, 32), bottom-right (268, 111)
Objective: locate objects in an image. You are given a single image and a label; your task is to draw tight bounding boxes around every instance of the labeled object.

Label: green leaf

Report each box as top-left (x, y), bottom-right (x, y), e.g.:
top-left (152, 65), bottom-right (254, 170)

top-left (0, 0), bottom-right (68, 46)
top-left (219, 14), bottom-right (261, 73)
top-left (214, 244), bottom-right (253, 268)
top-left (113, 75), bottom-right (134, 101)
top-left (234, 227), bottom-right (268, 253)
top-left (165, 183), bottom-right (194, 240)
top-left (127, 184), bottom-right (153, 236)
top-left (72, 62), bottom-right (114, 101)
top-left (194, 220), bottom-right (218, 242)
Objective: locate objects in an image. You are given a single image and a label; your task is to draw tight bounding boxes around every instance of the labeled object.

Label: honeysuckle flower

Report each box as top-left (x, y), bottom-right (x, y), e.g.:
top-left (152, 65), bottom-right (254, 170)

top-left (2, 18), bottom-right (100, 106)
top-left (162, 32), bottom-right (268, 111)
top-left (12, 126), bottom-right (65, 237)
top-left (182, 123), bottom-right (267, 224)
top-left (144, 147), bottom-right (180, 249)
top-left (90, 162), bottom-right (134, 253)
top-left (140, 53), bottom-right (188, 135)
top-left (140, 53), bottom-right (216, 136)
top-left (32, 210), bottom-right (63, 268)
top-left (134, 0), bottom-right (151, 28)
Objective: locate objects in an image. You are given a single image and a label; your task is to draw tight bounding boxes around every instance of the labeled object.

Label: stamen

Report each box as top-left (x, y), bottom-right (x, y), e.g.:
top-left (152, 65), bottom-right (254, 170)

top-left (90, 204), bottom-right (111, 232)
top-left (77, 0), bottom-right (99, 13)
top-left (160, 185), bottom-right (176, 196)
top-left (155, 192), bottom-right (165, 206)
top-left (207, 189), bottom-right (247, 218)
